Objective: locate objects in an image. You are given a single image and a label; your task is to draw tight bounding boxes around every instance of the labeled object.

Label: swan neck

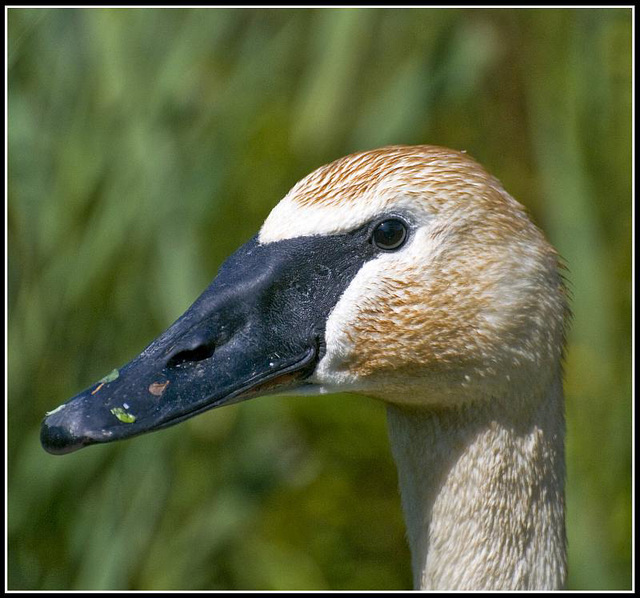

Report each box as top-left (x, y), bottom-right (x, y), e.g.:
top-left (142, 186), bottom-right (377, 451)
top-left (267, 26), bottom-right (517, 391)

top-left (386, 376), bottom-right (567, 590)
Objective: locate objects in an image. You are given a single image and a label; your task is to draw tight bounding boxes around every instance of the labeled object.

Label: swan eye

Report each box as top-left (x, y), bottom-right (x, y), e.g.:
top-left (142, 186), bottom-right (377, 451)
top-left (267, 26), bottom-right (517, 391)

top-left (371, 218), bottom-right (408, 250)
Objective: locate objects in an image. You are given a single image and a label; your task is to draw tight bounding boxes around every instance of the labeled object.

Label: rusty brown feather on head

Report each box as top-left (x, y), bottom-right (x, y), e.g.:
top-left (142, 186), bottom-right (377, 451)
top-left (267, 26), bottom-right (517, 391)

top-left (287, 145), bottom-right (503, 211)
top-left (259, 144), bottom-right (547, 249)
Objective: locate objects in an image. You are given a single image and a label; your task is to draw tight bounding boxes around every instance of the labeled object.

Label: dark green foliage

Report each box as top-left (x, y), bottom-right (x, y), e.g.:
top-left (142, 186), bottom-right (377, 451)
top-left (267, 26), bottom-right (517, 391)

top-left (8, 7), bottom-right (631, 590)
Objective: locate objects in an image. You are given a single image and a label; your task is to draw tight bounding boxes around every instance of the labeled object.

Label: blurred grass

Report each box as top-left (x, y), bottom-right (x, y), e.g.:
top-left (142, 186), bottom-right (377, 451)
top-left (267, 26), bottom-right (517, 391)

top-left (7, 7), bottom-right (632, 590)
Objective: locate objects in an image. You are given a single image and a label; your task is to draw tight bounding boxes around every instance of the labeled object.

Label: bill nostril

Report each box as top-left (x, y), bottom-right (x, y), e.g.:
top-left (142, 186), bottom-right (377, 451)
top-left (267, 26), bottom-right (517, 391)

top-left (165, 342), bottom-right (216, 369)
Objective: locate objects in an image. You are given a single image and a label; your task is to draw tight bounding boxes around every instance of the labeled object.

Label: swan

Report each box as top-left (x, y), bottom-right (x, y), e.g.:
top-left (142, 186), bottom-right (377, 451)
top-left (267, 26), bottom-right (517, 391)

top-left (41, 145), bottom-right (569, 590)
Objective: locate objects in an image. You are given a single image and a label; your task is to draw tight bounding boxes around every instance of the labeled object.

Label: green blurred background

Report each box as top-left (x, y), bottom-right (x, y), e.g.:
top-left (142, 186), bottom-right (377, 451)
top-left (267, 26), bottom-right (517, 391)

top-left (7, 7), bottom-right (632, 590)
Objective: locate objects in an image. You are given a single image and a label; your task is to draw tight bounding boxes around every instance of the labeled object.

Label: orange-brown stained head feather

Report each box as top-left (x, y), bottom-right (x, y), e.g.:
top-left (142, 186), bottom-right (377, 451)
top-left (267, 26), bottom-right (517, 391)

top-left (288, 145), bottom-right (493, 209)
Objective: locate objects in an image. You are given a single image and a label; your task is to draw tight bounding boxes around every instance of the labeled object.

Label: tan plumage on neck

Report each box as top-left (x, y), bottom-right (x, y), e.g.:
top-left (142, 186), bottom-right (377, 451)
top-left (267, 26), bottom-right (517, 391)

top-left (387, 375), bottom-right (566, 590)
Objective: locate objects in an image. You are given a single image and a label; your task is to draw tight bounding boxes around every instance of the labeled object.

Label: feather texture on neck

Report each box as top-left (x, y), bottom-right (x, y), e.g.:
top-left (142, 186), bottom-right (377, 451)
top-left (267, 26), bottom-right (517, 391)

top-left (386, 372), bottom-right (567, 590)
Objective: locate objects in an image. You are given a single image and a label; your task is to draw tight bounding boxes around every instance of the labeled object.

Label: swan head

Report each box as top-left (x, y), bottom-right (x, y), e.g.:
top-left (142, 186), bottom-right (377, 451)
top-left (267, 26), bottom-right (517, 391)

top-left (261, 145), bottom-right (568, 406)
top-left (41, 145), bottom-right (568, 454)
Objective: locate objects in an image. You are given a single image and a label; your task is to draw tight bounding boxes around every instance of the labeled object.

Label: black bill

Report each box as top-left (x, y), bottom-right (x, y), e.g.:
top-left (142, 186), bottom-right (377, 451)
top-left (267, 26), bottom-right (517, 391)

top-left (41, 225), bottom-right (379, 455)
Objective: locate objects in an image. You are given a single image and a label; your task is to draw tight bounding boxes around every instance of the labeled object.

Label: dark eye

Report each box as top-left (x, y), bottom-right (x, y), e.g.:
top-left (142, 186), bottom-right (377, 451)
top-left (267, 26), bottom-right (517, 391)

top-left (372, 218), bottom-right (408, 250)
